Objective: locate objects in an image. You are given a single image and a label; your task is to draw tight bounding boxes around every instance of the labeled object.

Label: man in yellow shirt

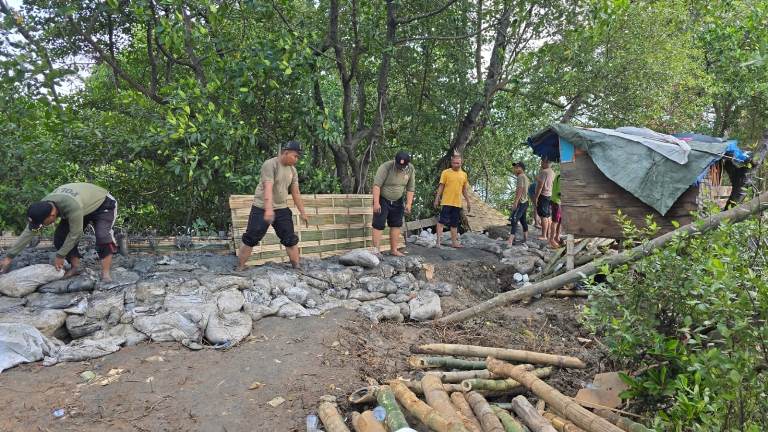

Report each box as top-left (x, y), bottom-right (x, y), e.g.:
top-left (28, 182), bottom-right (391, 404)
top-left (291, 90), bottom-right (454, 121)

top-left (433, 154), bottom-right (471, 248)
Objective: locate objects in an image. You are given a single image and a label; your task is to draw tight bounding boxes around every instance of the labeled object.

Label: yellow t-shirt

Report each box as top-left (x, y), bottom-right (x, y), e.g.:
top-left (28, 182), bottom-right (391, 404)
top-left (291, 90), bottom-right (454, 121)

top-left (439, 168), bottom-right (468, 207)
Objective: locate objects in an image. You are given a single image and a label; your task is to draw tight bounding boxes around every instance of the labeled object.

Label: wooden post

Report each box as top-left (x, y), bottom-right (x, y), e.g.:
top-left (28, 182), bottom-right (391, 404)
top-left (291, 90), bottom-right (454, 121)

top-left (412, 344), bottom-right (586, 369)
top-left (566, 235), bottom-right (575, 271)
top-left (510, 396), bottom-right (557, 432)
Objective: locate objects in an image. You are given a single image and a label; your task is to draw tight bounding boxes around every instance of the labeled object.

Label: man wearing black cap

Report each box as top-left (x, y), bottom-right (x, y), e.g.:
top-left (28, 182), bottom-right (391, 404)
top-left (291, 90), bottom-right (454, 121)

top-left (236, 141), bottom-right (309, 270)
top-left (508, 162), bottom-right (530, 245)
top-left (371, 151), bottom-right (415, 256)
top-left (0, 183), bottom-right (118, 282)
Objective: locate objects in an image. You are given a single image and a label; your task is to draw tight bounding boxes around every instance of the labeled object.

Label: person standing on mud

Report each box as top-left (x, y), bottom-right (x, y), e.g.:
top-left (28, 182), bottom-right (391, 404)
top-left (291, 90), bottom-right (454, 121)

top-left (236, 141), bottom-right (309, 271)
top-left (508, 161), bottom-right (530, 245)
top-left (0, 183), bottom-right (118, 282)
top-left (534, 158), bottom-right (556, 247)
top-left (433, 154), bottom-right (471, 248)
top-left (371, 151), bottom-right (415, 256)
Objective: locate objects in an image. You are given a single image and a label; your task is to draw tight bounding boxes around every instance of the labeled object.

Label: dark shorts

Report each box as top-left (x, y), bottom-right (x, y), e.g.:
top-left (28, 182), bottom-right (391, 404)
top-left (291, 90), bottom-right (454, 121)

top-left (551, 202), bottom-right (562, 224)
top-left (536, 195), bottom-right (552, 218)
top-left (372, 198), bottom-right (404, 230)
top-left (438, 205), bottom-right (462, 228)
top-left (54, 195), bottom-right (118, 260)
top-left (509, 201), bottom-right (528, 233)
top-left (241, 207), bottom-right (299, 247)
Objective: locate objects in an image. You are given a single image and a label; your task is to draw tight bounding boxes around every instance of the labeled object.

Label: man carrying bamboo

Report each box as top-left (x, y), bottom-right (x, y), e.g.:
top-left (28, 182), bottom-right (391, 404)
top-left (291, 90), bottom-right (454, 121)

top-left (236, 141), bottom-right (309, 270)
top-left (371, 151), bottom-right (415, 256)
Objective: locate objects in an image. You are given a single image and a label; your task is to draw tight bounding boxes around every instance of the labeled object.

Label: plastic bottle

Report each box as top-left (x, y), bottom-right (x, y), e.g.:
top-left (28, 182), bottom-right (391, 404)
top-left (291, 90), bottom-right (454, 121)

top-left (306, 414), bottom-right (319, 431)
top-left (372, 406), bottom-right (386, 422)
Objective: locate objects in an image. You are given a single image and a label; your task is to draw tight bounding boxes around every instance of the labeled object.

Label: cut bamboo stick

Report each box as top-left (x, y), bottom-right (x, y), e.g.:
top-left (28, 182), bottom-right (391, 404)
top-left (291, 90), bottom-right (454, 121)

top-left (349, 386), bottom-right (378, 404)
top-left (542, 412), bottom-right (586, 432)
top-left (318, 400), bottom-right (351, 432)
top-left (488, 358), bottom-right (623, 432)
top-left (409, 356), bottom-right (488, 370)
top-left (593, 410), bottom-right (651, 432)
top-left (510, 396), bottom-right (557, 432)
top-left (491, 406), bottom-right (527, 432)
top-left (451, 392), bottom-right (484, 432)
top-left (544, 290), bottom-right (589, 298)
top-left (466, 391), bottom-right (505, 432)
top-left (376, 385), bottom-right (411, 431)
top-left (422, 375), bottom-right (468, 429)
top-left (438, 191), bottom-right (768, 324)
top-left (351, 411), bottom-right (387, 432)
top-left (404, 380), bottom-right (465, 394)
top-left (426, 369), bottom-right (496, 383)
top-left (413, 344), bottom-right (586, 369)
top-left (390, 380), bottom-right (467, 432)
top-left (462, 368), bottom-right (553, 392)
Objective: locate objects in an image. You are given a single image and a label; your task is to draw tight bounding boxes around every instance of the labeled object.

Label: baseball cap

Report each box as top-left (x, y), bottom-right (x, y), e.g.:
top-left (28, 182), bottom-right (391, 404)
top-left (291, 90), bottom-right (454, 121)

top-left (394, 151), bottom-right (411, 168)
top-left (27, 201), bottom-right (53, 230)
top-left (281, 140), bottom-right (303, 154)
top-left (514, 161), bottom-right (526, 170)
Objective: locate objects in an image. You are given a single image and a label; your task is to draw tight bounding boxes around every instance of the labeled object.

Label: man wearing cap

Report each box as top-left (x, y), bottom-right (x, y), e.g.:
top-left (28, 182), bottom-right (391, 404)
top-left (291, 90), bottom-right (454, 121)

top-left (237, 141), bottom-right (309, 271)
top-left (508, 161), bottom-right (530, 245)
top-left (0, 183), bottom-right (118, 282)
top-left (433, 154), bottom-right (471, 248)
top-left (371, 151), bottom-right (415, 256)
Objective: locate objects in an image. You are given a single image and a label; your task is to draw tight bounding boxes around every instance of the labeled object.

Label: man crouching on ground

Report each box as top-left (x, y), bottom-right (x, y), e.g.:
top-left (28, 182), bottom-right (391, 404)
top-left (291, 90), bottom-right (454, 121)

top-left (0, 183), bottom-right (118, 282)
top-left (236, 141), bottom-right (309, 271)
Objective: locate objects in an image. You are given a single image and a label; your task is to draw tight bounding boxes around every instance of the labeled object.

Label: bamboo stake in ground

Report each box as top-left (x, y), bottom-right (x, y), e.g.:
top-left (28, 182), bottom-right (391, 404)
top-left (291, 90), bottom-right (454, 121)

top-left (318, 400), bottom-right (351, 432)
top-left (488, 358), bottom-right (623, 432)
top-left (543, 412), bottom-right (586, 432)
top-left (351, 411), bottom-right (387, 432)
top-left (466, 391), bottom-right (505, 432)
top-left (462, 367), bottom-right (553, 392)
top-left (390, 380), bottom-right (467, 432)
top-left (491, 406), bottom-right (527, 432)
top-left (426, 369), bottom-right (496, 383)
top-left (510, 396), bottom-right (557, 432)
top-left (409, 356), bottom-right (488, 370)
top-left (593, 410), bottom-right (651, 432)
top-left (376, 385), bottom-right (411, 431)
top-left (413, 344), bottom-right (586, 369)
top-left (422, 375), bottom-right (468, 429)
top-left (451, 392), bottom-right (483, 432)
top-left (438, 191), bottom-right (768, 324)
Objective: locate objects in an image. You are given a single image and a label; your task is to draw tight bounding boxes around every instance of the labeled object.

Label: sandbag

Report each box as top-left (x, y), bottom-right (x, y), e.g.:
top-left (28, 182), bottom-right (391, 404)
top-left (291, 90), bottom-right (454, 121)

top-left (44, 335), bottom-right (125, 366)
top-left (204, 311), bottom-right (252, 345)
top-left (38, 273), bottom-right (97, 294)
top-left (0, 264), bottom-right (64, 297)
top-left (0, 309), bottom-right (67, 337)
top-left (132, 311), bottom-right (202, 343)
top-left (358, 299), bottom-right (404, 323)
top-left (0, 323), bottom-right (60, 373)
top-left (408, 290), bottom-right (442, 321)
top-left (339, 249), bottom-right (381, 269)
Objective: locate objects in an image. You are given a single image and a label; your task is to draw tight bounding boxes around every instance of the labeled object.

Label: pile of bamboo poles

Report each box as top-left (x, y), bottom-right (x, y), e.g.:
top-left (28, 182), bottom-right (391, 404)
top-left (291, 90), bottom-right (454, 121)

top-left (534, 238), bottom-right (615, 284)
top-left (313, 343), bottom-right (649, 432)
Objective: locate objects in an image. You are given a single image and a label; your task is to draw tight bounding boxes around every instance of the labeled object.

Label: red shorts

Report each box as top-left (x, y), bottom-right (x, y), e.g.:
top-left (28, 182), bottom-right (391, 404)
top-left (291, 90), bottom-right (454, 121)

top-left (551, 203), bottom-right (562, 224)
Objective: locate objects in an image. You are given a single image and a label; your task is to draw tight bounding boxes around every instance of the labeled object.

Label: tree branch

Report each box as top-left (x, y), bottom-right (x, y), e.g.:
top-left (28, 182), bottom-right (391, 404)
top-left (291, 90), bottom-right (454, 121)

top-left (396, 0), bottom-right (460, 25)
top-left (180, 5), bottom-right (207, 86)
top-left (395, 20), bottom-right (497, 45)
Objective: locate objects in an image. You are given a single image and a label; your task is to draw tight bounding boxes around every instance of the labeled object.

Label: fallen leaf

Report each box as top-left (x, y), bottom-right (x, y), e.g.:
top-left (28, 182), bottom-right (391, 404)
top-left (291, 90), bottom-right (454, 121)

top-left (248, 382), bottom-right (265, 390)
top-left (267, 397), bottom-right (285, 407)
top-left (80, 371), bottom-right (96, 382)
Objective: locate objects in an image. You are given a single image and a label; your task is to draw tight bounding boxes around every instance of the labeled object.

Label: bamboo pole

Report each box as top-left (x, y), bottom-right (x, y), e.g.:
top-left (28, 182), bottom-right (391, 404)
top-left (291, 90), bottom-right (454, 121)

top-left (409, 356), bottom-right (488, 370)
top-left (462, 368), bottom-right (553, 392)
top-left (413, 344), bottom-right (586, 369)
top-left (544, 290), bottom-right (588, 298)
top-left (451, 393), bottom-right (484, 432)
top-left (543, 412), bottom-right (586, 432)
top-left (404, 380), bottom-right (465, 394)
top-left (438, 191), bottom-right (768, 324)
top-left (318, 401), bottom-right (351, 432)
top-left (422, 375), bottom-right (468, 428)
top-left (593, 410), bottom-right (651, 432)
top-left (351, 411), bottom-right (387, 432)
top-left (488, 358), bottom-right (623, 432)
top-left (510, 396), bottom-right (557, 432)
top-left (491, 406), bottom-right (527, 432)
top-left (349, 386), bottom-right (378, 404)
top-left (426, 369), bottom-right (496, 383)
top-left (390, 380), bottom-right (467, 432)
top-left (376, 385), bottom-right (411, 431)
top-left (466, 391), bottom-right (505, 432)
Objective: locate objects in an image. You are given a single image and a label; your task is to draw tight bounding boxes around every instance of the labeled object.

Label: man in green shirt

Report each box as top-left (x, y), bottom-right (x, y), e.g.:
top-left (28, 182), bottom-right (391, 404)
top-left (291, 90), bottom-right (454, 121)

top-left (0, 183), bottom-right (118, 282)
top-left (549, 174), bottom-right (563, 248)
top-left (371, 151), bottom-right (415, 256)
top-left (237, 141), bottom-right (309, 270)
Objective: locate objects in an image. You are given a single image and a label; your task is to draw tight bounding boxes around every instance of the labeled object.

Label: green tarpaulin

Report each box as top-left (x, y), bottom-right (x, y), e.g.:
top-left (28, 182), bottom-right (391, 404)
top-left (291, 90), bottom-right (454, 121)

top-left (529, 124), bottom-right (728, 215)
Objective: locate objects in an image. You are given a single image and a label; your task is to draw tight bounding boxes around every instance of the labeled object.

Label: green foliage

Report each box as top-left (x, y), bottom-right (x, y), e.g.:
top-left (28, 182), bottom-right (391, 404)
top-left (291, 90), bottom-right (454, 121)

top-left (583, 215), bottom-right (768, 431)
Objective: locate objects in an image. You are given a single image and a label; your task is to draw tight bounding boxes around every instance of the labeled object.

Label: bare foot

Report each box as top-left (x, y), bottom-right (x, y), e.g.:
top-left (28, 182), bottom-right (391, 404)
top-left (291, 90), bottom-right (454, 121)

top-left (451, 243), bottom-right (464, 249)
top-left (101, 274), bottom-right (113, 284)
top-left (390, 250), bottom-right (405, 257)
top-left (537, 236), bottom-right (548, 241)
top-left (234, 265), bottom-right (248, 272)
top-left (64, 268), bottom-right (81, 278)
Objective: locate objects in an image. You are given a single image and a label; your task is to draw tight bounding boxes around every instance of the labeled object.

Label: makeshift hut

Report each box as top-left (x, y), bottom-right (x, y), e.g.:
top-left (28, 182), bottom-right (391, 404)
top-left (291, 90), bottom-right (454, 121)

top-left (527, 124), bottom-right (750, 238)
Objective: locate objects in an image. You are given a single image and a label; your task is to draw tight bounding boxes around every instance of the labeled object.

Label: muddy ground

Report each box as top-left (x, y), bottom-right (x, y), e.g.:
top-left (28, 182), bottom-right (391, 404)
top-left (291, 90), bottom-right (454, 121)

top-left (0, 244), bottom-right (611, 432)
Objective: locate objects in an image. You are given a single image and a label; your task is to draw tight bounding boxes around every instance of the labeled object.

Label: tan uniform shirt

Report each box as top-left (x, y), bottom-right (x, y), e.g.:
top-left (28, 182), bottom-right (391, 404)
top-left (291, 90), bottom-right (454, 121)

top-left (253, 157), bottom-right (298, 209)
top-left (373, 160), bottom-right (415, 202)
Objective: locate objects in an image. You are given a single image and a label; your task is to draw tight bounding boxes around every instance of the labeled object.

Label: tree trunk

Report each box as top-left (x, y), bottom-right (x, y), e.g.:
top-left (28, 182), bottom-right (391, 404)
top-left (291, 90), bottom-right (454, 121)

top-left (437, 191), bottom-right (768, 324)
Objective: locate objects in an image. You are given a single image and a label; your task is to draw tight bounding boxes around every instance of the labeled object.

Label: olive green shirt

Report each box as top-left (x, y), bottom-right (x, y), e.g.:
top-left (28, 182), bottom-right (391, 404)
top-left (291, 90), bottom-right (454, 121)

top-left (516, 174), bottom-right (530, 204)
top-left (7, 183), bottom-right (109, 258)
top-left (252, 157), bottom-right (299, 210)
top-left (373, 161), bottom-right (416, 202)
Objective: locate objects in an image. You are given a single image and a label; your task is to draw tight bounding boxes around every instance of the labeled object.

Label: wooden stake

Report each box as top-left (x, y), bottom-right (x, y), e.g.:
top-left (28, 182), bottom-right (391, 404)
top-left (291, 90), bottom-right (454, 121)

top-left (488, 358), bottom-right (623, 432)
top-left (437, 191), bottom-right (768, 324)
top-left (466, 391), bottom-right (505, 432)
top-left (413, 344), bottom-right (586, 369)
top-left (593, 410), bottom-right (651, 432)
top-left (510, 396), bottom-right (557, 432)
top-left (318, 400), bottom-right (351, 432)
top-left (450, 392), bottom-right (483, 432)
top-left (566, 235), bottom-right (575, 270)
top-left (491, 406), bottom-right (527, 432)
top-left (351, 411), bottom-right (387, 432)
top-left (422, 375), bottom-right (468, 429)
top-left (390, 380), bottom-right (467, 432)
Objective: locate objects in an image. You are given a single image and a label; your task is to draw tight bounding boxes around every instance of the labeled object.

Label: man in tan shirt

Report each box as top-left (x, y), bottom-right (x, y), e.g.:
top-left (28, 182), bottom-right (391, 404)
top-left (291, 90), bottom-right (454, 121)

top-left (237, 141), bottom-right (309, 270)
top-left (534, 158), bottom-right (556, 247)
top-left (371, 151), bottom-right (415, 256)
